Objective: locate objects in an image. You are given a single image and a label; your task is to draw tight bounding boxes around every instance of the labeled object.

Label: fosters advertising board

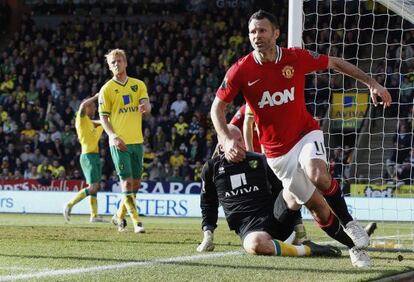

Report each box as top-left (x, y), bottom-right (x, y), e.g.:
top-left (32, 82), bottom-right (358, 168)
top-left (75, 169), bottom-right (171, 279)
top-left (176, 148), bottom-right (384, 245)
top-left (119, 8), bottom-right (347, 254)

top-left (1, 191), bottom-right (413, 221)
top-left (330, 92), bottom-right (369, 131)
top-left (0, 191), bottom-right (212, 217)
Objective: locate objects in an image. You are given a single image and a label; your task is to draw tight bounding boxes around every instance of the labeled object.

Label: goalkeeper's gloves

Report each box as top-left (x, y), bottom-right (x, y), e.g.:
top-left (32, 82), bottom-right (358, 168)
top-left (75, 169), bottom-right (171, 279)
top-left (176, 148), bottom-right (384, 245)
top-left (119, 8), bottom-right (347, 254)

top-left (197, 229), bottom-right (214, 252)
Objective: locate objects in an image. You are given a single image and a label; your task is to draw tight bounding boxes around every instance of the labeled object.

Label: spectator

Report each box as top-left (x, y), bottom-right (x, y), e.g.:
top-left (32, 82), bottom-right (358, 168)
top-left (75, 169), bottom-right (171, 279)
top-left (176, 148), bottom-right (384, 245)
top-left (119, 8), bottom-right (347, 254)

top-left (168, 126), bottom-right (180, 149)
top-left (24, 162), bottom-right (38, 179)
top-left (148, 158), bottom-right (166, 181)
top-left (32, 148), bottom-right (46, 166)
top-left (61, 124), bottom-right (76, 148)
top-left (35, 73), bottom-right (51, 90)
top-left (26, 83), bottom-right (39, 104)
top-left (170, 93), bottom-right (188, 116)
top-left (167, 168), bottom-right (183, 182)
top-left (38, 169), bottom-right (53, 185)
top-left (3, 116), bottom-right (18, 134)
top-left (193, 161), bottom-right (203, 182)
top-left (174, 114), bottom-right (189, 136)
top-left (180, 158), bottom-right (193, 180)
top-left (50, 159), bottom-right (65, 179)
top-left (331, 147), bottom-right (344, 180)
top-left (37, 158), bottom-right (52, 178)
top-left (393, 123), bottom-right (412, 164)
top-left (188, 115), bottom-right (200, 136)
top-left (14, 157), bottom-right (25, 176)
top-left (20, 144), bottom-right (35, 163)
top-left (72, 169), bottom-right (83, 180)
top-left (1, 167), bottom-right (12, 179)
top-left (152, 126), bottom-right (167, 153)
top-left (163, 162), bottom-right (173, 180)
top-left (1, 156), bottom-right (10, 171)
top-left (20, 121), bottom-right (36, 142)
top-left (143, 144), bottom-right (156, 169)
top-left (169, 149), bottom-right (185, 170)
top-left (188, 139), bottom-right (203, 163)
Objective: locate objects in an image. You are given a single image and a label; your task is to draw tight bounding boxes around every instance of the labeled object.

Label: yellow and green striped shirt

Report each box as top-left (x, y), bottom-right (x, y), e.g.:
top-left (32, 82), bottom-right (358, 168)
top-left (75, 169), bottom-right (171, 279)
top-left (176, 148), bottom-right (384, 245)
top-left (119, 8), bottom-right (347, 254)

top-left (75, 112), bottom-right (104, 154)
top-left (98, 77), bottom-right (149, 145)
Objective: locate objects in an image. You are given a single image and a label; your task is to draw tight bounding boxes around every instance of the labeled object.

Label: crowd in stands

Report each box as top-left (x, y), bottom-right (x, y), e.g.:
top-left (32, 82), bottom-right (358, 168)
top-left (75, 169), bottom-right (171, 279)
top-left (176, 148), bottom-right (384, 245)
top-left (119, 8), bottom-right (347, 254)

top-left (27, 0), bottom-right (183, 16)
top-left (0, 1), bottom-right (9, 35)
top-left (0, 2), bottom-right (270, 187)
top-left (0, 1), bottom-right (412, 190)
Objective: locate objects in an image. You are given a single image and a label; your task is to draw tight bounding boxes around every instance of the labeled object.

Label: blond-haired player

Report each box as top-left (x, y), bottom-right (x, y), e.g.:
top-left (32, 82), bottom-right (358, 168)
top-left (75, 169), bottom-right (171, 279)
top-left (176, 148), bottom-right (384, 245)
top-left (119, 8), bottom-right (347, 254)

top-left (64, 93), bottom-right (104, 222)
top-left (99, 49), bottom-right (151, 233)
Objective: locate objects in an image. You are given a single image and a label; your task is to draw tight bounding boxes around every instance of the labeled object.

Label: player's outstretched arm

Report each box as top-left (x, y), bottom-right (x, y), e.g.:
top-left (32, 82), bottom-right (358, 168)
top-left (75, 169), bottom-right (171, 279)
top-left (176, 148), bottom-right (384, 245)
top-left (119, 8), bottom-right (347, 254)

top-left (78, 93), bottom-right (99, 115)
top-left (198, 162), bottom-right (218, 252)
top-left (211, 97), bottom-right (246, 162)
top-left (243, 113), bottom-right (255, 152)
top-left (328, 56), bottom-right (392, 108)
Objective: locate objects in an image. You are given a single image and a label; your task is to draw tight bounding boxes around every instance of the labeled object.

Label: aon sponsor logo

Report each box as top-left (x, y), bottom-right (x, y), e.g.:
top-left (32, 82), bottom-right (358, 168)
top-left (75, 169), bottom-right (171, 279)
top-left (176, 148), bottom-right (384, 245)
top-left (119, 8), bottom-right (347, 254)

top-left (258, 87), bottom-right (295, 108)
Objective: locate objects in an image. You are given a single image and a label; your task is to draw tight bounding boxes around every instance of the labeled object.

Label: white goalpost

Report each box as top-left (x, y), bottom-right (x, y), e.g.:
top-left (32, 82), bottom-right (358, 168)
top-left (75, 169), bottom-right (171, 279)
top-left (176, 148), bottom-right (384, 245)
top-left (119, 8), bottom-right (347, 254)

top-left (290, 0), bottom-right (414, 251)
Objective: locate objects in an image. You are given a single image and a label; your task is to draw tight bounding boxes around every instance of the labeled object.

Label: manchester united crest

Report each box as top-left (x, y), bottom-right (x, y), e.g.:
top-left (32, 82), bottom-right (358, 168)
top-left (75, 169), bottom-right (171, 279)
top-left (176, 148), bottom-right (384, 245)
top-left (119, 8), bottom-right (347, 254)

top-left (282, 65), bottom-right (294, 79)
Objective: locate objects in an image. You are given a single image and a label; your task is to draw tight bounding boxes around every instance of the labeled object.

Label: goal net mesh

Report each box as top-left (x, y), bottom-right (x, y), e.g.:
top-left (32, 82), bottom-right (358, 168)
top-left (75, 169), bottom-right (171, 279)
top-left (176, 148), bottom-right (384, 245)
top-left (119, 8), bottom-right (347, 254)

top-left (302, 0), bottom-right (414, 250)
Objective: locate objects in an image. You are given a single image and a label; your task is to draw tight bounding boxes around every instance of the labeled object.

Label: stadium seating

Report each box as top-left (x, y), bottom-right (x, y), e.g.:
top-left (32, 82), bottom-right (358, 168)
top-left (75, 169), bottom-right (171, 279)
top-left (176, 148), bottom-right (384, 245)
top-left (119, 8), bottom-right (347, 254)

top-left (0, 1), bottom-right (412, 191)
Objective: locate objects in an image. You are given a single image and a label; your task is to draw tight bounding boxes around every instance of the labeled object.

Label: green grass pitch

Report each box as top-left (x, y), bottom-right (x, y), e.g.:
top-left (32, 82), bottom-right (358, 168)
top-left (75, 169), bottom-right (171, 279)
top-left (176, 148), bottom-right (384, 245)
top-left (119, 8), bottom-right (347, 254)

top-left (0, 214), bottom-right (413, 281)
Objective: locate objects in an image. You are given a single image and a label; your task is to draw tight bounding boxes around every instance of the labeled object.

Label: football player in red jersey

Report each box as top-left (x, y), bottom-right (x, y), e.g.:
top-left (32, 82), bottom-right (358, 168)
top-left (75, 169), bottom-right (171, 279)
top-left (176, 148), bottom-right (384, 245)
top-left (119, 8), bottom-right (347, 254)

top-left (211, 10), bottom-right (392, 268)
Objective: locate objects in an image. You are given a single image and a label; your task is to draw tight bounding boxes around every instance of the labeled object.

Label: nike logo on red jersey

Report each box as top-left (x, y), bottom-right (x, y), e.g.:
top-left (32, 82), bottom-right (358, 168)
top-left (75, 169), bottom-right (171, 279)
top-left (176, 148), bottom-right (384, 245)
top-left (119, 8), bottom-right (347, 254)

top-left (248, 79), bottom-right (261, 86)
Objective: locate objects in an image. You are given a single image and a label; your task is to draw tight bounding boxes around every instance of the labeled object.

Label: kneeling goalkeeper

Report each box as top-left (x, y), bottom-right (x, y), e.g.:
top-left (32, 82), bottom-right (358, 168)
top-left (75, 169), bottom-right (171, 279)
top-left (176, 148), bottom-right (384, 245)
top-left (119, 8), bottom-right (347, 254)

top-left (197, 124), bottom-right (340, 257)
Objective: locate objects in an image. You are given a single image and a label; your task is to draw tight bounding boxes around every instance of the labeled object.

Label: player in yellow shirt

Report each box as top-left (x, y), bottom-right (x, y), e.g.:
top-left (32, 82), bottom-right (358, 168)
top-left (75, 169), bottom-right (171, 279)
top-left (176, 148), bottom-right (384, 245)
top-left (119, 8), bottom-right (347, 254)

top-left (64, 93), bottom-right (104, 223)
top-left (99, 49), bottom-right (151, 233)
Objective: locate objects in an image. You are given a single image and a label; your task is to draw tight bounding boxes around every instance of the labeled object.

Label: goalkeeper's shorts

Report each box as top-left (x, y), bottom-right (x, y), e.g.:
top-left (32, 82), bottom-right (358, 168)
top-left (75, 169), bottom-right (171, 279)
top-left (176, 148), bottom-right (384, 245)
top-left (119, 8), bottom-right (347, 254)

top-left (236, 213), bottom-right (295, 242)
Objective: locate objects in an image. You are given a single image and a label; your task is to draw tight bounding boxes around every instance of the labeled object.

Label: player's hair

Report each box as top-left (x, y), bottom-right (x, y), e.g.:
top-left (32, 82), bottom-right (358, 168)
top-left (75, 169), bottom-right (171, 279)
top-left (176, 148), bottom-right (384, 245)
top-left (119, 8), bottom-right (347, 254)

top-left (248, 10), bottom-right (279, 29)
top-left (105, 49), bottom-right (127, 64)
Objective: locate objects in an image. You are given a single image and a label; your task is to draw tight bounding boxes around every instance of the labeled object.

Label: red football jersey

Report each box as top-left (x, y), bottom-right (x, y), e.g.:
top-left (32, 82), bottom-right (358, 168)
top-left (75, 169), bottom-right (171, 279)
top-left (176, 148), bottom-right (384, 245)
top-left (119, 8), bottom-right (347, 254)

top-left (230, 104), bottom-right (262, 153)
top-left (217, 47), bottom-right (328, 158)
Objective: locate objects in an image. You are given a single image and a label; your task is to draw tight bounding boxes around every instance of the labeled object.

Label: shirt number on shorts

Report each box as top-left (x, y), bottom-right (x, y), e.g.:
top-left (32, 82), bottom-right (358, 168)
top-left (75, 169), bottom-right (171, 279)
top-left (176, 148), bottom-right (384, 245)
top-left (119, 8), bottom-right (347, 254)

top-left (314, 141), bottom-right (325, 156)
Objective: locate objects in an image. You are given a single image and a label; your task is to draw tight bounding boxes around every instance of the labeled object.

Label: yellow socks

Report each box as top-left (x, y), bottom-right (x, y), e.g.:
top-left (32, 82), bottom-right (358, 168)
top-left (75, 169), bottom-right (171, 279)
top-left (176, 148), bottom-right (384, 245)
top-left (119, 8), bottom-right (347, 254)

top-left (117, 198), bottom-right (128, 219)
top-left (89, 195), bottom-right (97, 218)
top-left (122, 193), bottom-right (140, 225)
top-left (272, 239), bottom-right (311, 257)
top-left (67, 188), bottom-right (89, 208)
top-left (117, 192), bottom-right (138, 220)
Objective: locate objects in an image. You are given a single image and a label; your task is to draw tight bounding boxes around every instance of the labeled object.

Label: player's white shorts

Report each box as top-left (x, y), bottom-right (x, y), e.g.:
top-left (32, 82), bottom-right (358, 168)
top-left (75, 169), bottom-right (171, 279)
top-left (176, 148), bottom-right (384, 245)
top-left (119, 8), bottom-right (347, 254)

top-left (266, 130), bottom-right (327, 205)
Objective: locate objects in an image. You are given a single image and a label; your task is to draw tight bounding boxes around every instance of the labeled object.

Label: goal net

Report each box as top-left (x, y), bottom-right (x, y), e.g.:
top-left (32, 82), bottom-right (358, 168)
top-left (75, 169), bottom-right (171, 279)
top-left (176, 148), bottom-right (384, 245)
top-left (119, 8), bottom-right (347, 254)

top-left (301, 0), bottom-right (414, 251)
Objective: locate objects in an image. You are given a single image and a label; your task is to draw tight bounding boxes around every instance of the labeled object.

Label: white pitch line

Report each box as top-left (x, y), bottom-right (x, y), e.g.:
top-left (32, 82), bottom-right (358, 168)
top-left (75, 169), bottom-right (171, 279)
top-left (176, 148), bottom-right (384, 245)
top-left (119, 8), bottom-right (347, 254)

top-left (319, 233), bottom-right (414, 245)
top-left (0, 251), bottom-right (242, 281)
top-left (372, 234), bottom-right (414, 240)
top-left (0, 267), bottom-right (49, 271)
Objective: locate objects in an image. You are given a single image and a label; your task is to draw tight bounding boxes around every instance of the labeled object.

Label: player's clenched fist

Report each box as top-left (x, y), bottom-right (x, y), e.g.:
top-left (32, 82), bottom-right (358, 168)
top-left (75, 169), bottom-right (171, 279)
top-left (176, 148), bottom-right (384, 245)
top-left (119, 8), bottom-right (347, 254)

top-left (223, 136), bottom-right (246, 163)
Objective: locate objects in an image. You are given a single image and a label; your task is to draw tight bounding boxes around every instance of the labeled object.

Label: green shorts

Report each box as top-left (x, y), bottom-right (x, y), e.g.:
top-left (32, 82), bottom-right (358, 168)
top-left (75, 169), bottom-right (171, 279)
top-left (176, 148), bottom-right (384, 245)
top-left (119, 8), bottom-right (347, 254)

top-left (110, 144), bottom-right (144, 180)
top-left (80, 153), bottom-right (102, 184)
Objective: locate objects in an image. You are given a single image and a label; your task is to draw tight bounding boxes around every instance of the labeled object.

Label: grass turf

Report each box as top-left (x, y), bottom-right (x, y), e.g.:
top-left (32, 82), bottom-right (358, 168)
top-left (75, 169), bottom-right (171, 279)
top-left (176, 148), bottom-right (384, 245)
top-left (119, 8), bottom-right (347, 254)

top-left (0, 214), bottom-right (413, 282)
